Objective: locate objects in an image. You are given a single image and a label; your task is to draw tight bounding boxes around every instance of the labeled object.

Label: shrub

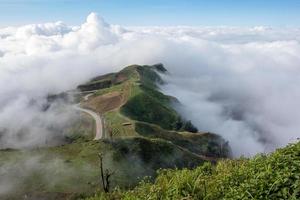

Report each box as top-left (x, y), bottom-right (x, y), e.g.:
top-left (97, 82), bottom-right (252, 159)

top-left (88, 141), bottom-right (300, 200)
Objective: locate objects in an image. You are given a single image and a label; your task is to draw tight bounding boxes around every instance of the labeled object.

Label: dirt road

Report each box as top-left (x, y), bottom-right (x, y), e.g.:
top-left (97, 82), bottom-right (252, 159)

top-left (74, 93), bottom-right (104, 140)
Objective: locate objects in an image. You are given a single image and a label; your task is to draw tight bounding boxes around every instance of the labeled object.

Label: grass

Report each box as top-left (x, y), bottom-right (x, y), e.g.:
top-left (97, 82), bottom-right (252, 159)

top-left (119, 65), bottom-right (198, 132)
top-left (86, 64), bottom-right (182, 134)
top-left (82, 64), bottom-right (185, 133)
top-left (2, 136), bottom-right (203, 199)
top-left (0, 121), bottom-right (209, 200)
top-left (78, 80), bottom-right (112, 91)
top-left (104, 111), bottom-right (137, 137)
top-left (100, 137), bottom-right (206, 188)
top-left (116, 65), bottom-right (181, 130)
top-left (94, 83), bottom-right (124, 97)
top-left (121, 91), bottom-right (179, 130)
top-left (135, 122), bottom-right (230, 158)
top-left (0, 114), bottom-right (102, 200)
top-left (87, 141), bottom-right (300, 200)
top-left (0, 64), bottom-right (230, 200)
top-left (65, 113), bottom-right (95, 142)
top-left (0, 141), bottom-right (104, 200)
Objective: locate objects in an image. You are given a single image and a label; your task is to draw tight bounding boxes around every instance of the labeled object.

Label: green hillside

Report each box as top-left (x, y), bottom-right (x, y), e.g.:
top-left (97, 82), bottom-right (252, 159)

top-left (87, 141), bottom-right (300, 200)
top-left (0, 64), bottom-right (229, 199)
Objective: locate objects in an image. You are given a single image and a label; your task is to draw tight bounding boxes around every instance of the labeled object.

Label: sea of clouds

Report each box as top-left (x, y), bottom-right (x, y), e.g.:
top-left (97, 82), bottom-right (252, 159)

top-left (1, 13), bottom-right (300, 155)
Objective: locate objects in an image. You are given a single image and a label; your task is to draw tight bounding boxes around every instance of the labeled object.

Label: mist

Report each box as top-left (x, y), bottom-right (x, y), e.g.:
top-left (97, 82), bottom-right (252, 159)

top-left (0, 13), bottom-right (300, 155)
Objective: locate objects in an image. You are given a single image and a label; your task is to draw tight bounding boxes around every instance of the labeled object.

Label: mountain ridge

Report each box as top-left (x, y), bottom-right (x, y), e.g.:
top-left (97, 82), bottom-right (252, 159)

top-left (0, 63), bottom-right (230, 200)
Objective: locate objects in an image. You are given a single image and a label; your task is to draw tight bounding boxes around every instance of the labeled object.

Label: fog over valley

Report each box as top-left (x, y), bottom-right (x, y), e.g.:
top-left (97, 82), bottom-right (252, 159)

top-left (1, 13), bottom-right (300, 156)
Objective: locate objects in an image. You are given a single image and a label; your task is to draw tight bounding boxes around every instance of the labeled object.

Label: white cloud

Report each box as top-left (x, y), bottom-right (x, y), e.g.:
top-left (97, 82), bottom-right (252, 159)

top-left (0, 13), bottom-right (300, 156)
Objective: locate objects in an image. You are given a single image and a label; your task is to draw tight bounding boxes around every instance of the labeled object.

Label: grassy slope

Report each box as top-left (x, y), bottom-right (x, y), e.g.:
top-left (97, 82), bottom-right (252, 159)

top-left (0, 138), bottom-right (205, 200)
top-left (0, 113), bottom-right (100, 199)
top-left (120, 65), bottom-right (181, 130)
top-left (0, 64), bottom-right (229, 199)
top-left (104, 64), bottom-right (229, 158)
top-left (135, 122), bottom-right (229, 158)
top-left (76, 64), bottom-right (229, 197)
top-left (86, 64), bottom-right (228, 159)
top-left (88, 141), bottom-right (300, 200)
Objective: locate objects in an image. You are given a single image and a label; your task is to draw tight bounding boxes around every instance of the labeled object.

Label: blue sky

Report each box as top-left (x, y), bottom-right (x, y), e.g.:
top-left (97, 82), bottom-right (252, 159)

top-left (0, 0), bottom-right (300, 27)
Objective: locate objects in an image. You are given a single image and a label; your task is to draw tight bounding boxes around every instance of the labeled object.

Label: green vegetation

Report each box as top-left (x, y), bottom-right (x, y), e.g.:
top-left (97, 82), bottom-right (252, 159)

top-left (1, 64), bottom-right (297, 200)
top-left (135, 122), bottom-right (229, 158)
top-left (78, 79), bottom-right (112, 91)
top-left (77, 64), bottom-right (229, 197)
top-left (83, 64), bottom-right (201, 136)
top-left (121, 91), bottom-right (179, 130)
top-left (104, 111), bottom-right (137, 137)
top-left (87, 141), bottom-right (300, 200)
top-left (0, 141), bottom-right (102, 200)
top-left (0, 114), bottom-right (102, 200)
top-left (120, 65), bottom-right (198, 132)
top-left (0, 64), bottom-right (230, 199)
top-left (65, 113), bottom-right (95, 142)
top-left (0, 137), bottom-right (206, 200)
top-left (100, 137), bottom-right (206, 189)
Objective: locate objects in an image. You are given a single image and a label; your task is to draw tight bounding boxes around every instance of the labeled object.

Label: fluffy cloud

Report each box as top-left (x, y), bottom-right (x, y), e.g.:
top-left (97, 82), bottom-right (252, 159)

top-left (0, 13), bottom-right (300, 155)
top-left (160, 39), bottom-right (300, 156)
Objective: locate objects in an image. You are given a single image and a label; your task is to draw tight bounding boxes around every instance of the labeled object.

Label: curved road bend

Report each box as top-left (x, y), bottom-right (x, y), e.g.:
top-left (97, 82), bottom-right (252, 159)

top-left (73, 93), bottom-right (104, 140)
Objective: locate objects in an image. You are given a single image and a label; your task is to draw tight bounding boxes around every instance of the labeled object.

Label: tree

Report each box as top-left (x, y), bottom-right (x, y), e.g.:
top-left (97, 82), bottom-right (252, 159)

top-left (182, 120), bottom-right (198, 133)
top-left (98, 153), bottom-right (114, 193)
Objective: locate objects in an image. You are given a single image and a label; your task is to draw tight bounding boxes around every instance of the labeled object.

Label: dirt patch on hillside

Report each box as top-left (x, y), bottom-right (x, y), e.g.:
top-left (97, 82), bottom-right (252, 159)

top-left (82, 91), bottom-right (123, 113)
top-left (114, 73), bottom-right (127, 84)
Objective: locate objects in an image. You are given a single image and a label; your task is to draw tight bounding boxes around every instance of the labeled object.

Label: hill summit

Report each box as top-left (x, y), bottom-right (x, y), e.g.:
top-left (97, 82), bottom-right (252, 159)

top-left (0, 64), bottom-right (230, 200)
top-left (78, 64), bottom-right (230, 158)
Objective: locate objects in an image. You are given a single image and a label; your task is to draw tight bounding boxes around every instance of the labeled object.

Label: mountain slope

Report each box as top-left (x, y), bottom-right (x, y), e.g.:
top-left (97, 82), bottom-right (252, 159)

top-left (0, 64), bottom-right (229, 200)
top-left (78, 64), bottom-right (230, 158)
top-left (88, 141), bottom-right (300, 200)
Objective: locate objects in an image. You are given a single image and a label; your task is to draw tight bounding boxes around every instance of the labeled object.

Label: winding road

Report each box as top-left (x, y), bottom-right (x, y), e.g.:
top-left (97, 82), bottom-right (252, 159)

top-left (73, 93), bottom-right (104, 140)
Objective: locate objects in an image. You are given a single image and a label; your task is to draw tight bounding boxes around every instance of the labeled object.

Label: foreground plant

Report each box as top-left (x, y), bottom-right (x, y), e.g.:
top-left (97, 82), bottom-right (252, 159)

top-left (87, 141), bottom-right (300, 200)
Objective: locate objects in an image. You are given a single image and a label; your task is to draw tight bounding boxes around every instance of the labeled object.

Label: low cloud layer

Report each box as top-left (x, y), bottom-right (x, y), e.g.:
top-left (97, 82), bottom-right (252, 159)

top-left (0, 13), bottom-right (300, 155)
